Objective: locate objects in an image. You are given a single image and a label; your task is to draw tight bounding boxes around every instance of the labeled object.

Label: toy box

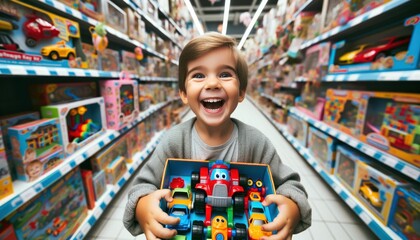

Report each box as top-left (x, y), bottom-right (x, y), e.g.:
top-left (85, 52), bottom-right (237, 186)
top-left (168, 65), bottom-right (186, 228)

top-left (0, 128), bottom-right (13, 200)
top-left (334, 145), bottom-right (370, 193)
top-left (99, 78), bottom-right (139, 130)
top-left (93, 169), bottom-right (106, 200)
top-left (7, 167), bottom-right (88, 240)
top-left (323, 89), bottom-right (364, 136)
top-left (90, 136), bottom-right (129, 172)
top-left (105, 156), bottom-right (127, 185)
top-left (8, 119), bottom-right (64, 182)
top-left (301, 42), bottom-right (331, 81)
top-left (99, 48), bottom-right (120, 72)
top-left (0, 112), bottom-right (40, 180)
top-left (105, 0), bottom-right (127, 34)
top-left (126, 125), bottom-right (142, 161)
top-left (287, 113), bottom-right (309, 147)
top-left (82, 43), bottom-right (99, 70)
top-left (295, 82), bottom-right (326, 120)
top-left (0, 0), bottom-right (84, 68)
top-left (388, 187), bottom-right (419, 240)
top-left (79, 0), bottom-right (105, 21)
top-left (41, 97), bottom-right (107, 156)
top-left (121, 50), bottom-right (140, 75)
top-left (29, 82), bottom-right (97, 107)
top-left (81, 169), bottom-right (96, 209)
top-left (125, 7), bottom-right (142, 41)
top-left (355, 161), bottom-right (408, 225)
top-left (0, 221), bottom-right (17, 240)
top-left (308, 127), bottom-right (337, 174)
top-left (160, 159), bottom-right (279, 239)
top-left (329, 14), bottom-right (420, 73)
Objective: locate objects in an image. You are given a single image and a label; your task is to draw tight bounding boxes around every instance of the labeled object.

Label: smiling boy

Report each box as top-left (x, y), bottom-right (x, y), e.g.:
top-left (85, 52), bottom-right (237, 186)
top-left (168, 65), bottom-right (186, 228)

top-left (123, 32), bottom-right (311, 239)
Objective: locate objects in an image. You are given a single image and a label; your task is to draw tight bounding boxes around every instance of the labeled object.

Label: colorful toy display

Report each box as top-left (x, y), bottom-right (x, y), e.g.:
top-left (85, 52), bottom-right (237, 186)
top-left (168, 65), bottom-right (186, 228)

top-left (79, 0), bottom-right (105, 21)
top-left (160, 159), bottom-right (278, 239)
top-left (295, 81), bottom-right (326, 120)
top-left (0, 128), bottom-right (13, 200)
top-left (100, 77), bottom-right (139, 130)
top-left (90, 136), bottom-right (129, 173)
top-left (121, 50), bottom-right (140, 75)
top-left (301, 42), bottom-right (331, 81)
top-left (41, 97), bottom-right (106, 156)
top-left (0, 221), bottom-right (17, 240)
top-left (92, 169), bottom-right (106, 201)
top-left (307, 127), bottom-right (337, 174)
top-left (329, 14), bottom-right (420, 73)
top-left (0, 0), bottom-right (84, 68)
top-left (287, 113), bottom-right (309, 147)
top-left (8, 119), bottom-right (64, 182)
top-left (7, 168), bottom-right (88, 239)
top-left (388, 187), bottom-right (420, 240)
top-left (105, 0), bottom-right (127, 34)
top-left (105, 156), bottom-right (127, 185)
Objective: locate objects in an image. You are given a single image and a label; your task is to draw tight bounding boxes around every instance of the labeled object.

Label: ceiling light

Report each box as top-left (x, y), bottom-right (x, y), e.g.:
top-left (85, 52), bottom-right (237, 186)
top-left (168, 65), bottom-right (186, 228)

top-left (222, 0), bottom-right (231, 35)
top-left (237, 0), bottom-right (268, 50)
top-left (184, 0), bottom-right (204, 35)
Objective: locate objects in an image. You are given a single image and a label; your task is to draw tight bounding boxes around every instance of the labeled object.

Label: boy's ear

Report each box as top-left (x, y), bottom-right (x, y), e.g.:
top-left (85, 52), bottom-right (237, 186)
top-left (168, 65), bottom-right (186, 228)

top-left (179, 90), bottom-right (188, 104)
top-left (238, 89), bottom-right (246, 102)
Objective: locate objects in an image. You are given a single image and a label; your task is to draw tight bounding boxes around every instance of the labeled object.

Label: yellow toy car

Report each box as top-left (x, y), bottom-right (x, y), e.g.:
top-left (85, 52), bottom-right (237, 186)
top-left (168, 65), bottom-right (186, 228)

top-left (248, 212), bottom-right (272, 240)
top-left (339, 44), bottom-right (370, 64)
top-left (359, 181), bottom-right (383, 208)
top-left (41, 40), bottom-right (76, 60)
top-left (167, 187), bottom-right (192, 209)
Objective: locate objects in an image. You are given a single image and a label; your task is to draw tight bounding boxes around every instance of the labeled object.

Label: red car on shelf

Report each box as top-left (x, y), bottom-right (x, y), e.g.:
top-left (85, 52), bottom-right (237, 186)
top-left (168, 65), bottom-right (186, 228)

top-left (352, 36), bottom-right (411, 63)
top-left (23, 15), bottom-right (60, 47)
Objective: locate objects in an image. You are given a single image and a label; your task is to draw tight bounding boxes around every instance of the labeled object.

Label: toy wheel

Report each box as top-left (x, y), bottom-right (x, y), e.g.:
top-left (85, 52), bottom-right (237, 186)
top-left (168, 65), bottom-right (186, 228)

top-left (67, 52), bottom-right (75, 59)
top-left (25, 38), bottom-right (36, 47)
top-left (234, 223), bottom-right (247, 240)
top-left (50, 51), bottom-right (59, 60)
top-left (232, 192), bottom-right (245, 215)
top-left (239, 175), bottom-right (247, 188)
top-left (191, 172), bottom-right (199, 188)
top-left (192, 220), bottom-right (204, 240)
top-left (194, 190), bottom-right (206, 214)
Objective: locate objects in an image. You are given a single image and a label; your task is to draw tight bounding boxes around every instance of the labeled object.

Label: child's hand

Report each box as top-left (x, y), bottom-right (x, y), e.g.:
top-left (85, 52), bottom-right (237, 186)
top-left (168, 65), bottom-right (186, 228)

top-left (135, 189), bottom-right (180, 239)
top-left (261, 194), bottom-right (301, 240)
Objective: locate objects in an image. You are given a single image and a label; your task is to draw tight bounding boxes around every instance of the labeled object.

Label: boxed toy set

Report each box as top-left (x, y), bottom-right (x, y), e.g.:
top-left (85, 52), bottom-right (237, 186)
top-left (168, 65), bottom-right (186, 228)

top-left (41, 97), bottom-right (107, 156)
top-left (329, 14), bottom-right (420, 74)
top-left (8, 119), bottom-right (64, 182)
top-left (99, 77), bottom-right (139, 130)
top-left (92, 169), bottom-right (106, 201)
top-left (388, 187), bottom-right (420, 240)
top-left (287, 113), bottom-right (309, 147)
top-left (99, 48), bottom-right (120, 72)
top-left (121, 50), bottom-right (140, 75)
top-left (160, 159), bottom-right (279, 239)
top-left (90, 136), bottom-right (129, 172)
top-left (56, 0), bottom-right (106, 21)
top-left (106, 0), bottom-right (127, 34)
top-left (295, 82), bottom-right (326, 120)
top-left (0, 128), bottom-right (13, 200)
top-left (0, 0), bottom-right (84, 68)
top-left (308, 127), bottom-right (337, 174)
top-left (105, 156), bottom-right (127, 185)
top-left (301, 42), bottom-right (331, 82)
top-left (7, 167), bottom-right (88, 240)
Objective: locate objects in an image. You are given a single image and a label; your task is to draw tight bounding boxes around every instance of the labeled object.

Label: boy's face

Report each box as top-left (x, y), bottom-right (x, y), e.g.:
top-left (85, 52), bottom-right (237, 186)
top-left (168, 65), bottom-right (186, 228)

top-left (180, 47), bottom-right (245, 128)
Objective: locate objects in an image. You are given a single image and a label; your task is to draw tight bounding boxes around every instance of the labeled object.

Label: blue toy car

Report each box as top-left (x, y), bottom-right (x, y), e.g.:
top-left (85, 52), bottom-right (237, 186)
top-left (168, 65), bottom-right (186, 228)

top-left (166, 204), bottom-right (191, 231)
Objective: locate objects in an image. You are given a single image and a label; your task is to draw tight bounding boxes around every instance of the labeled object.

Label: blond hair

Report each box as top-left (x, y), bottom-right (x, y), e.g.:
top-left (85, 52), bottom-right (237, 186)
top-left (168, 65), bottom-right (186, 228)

top-left (178, 32), bottom-right (248, 93)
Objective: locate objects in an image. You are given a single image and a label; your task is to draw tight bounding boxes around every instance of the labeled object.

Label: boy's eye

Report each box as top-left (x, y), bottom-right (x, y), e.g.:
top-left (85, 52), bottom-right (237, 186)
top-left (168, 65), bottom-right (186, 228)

top-left (192, 73), bottom-right (205, 78)
top-left (219, 72), bottom-right (232, 78)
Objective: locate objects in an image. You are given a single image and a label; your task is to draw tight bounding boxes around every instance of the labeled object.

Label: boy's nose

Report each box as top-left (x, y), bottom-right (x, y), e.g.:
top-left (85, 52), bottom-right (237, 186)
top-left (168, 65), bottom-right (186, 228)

top-left (204, 75), bottom-right (221, 89)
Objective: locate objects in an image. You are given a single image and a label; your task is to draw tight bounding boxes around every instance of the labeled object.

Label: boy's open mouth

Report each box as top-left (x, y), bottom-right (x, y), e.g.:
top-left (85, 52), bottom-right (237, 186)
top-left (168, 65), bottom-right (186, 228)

top-left (201, 98), bottom-right (225, 110)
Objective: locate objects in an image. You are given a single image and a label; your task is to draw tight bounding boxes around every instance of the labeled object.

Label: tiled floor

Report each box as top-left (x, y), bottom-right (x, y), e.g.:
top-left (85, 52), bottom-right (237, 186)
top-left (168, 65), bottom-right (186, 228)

top-left (86, 98), bottom-right (378, 240)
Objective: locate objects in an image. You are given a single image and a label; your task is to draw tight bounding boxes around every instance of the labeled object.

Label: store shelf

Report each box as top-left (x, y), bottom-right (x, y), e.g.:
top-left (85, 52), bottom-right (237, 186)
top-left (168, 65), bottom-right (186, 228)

top-left (248, 97), bottom-right (402, 240)
top-left (70, 130), bottom-right (165, 240)
top-left (323, 70), bottom-right (420, 82)
top-left (288, 107), bottom-right (420, 182)
top-left (300, 0), bottom-right (410, 50)
top-left (0, 99), bottom-right (176, 221)
top-left (154, 1), bottom-right (186, 37)
top-left (139, 76), bottom-right (177, 82)
top-left (282, 0), bottom-right (322, 29)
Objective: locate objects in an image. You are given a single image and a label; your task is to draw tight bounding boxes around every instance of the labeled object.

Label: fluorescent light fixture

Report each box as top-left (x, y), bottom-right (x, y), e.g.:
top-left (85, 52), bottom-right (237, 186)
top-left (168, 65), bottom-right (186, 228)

top-left (184, 0), bottom-right (204, 35)
top-left (222, 0), bottom-right (231, 35)
top-left (237, 0), bottom-right (268, 50)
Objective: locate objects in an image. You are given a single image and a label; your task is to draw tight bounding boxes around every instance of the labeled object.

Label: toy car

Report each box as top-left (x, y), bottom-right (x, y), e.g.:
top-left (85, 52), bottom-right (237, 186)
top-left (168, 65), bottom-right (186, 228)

top-left (23, 15), bottom-right (60, 47)
top-left (46, 217), bottom-right (68, 236)
top-left (359, 181), bottom-right (383, 208)
top-left (166, 204), bottom-right (191, 232)
top-left (248, 201), bottom-right (267, 217)
top-left (352, 36), bottom-right (410, 63)
top-left (0, 33), bottom-right (24, 52)
top-left (248, 212), bottom-right (272, 240)
top-left (338, 44), bottom-right (370, 64)
top-left (191, 160), bottom-right (247, 227)
top-left (191, 216), bottom-right (247, 240)
top-left (41, 40), bottom-right (76, 60)
top-left (168, 187), bottom-right (192, 210)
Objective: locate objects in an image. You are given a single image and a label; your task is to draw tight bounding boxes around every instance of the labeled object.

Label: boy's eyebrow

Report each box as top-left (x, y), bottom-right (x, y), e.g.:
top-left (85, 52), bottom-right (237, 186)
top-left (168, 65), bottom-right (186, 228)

top-left (187, 65), bottom-right (237, 76)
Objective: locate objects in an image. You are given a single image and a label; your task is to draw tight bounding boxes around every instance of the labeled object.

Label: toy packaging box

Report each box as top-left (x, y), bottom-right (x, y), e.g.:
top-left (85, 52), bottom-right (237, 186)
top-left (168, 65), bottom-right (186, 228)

top-left (81, 169), bottom-right (96, 210)
top-left (90, 136), bottom-right (129, 172)
top-left (159, 159), bottom-right (279, 240)
top-left (0, 220), bottom-right (17, 240)
top-left (0, 0), bottom-right (83, 68)
top-left (125, 126), bottom-right (142, 161)
top-left (121, 50), bottom-right (140, 75)
top-left (308, 127), bottom-right (336, 174)
top-left (301, 42), bottom-right (331, 81)
top-left (0, 112), bottom-right (40, 180)
top-left (329, 14), bottom-right (420, 74)
top-left (105, 156), bottom-right (127, 185)
top-left (93, 169), bottom-right (106, 201)
top-left (105, 0), bottom-right (127, 34)
top-left (29, 82), bottom-right (97, 107)
top-left (82, 43), bottom-right (99, 70)
top-left (8, 119), bottom-right (65, 182)
top-left (56, 0), bottom-right (105, 21)
top-left (287, 113), bottom-right (309, 147)
top-left (41, 97), bottom-right (107, 156)
top-left (334, 145), bottom-right (370, 193)
top-left (125, 7), bottom-right (142, 42)
top-left (0, 128), bottom-right (13, 200)
top-left (7, 167), bottom-right (88, 240)
top-left (295, 82), bottom-right (326, 120)
top-left (99, 48), bottom-right (120, 72)
top-left (100, 78), bottom-right (139, 130)
top-left (388, 187), bottom-right (419, 240)
top-left (355, 161), bottom-right (409, 225)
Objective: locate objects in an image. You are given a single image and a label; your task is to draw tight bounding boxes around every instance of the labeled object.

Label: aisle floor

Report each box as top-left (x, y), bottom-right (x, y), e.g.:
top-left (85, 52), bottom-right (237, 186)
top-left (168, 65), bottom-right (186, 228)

top-left (86, 98), bottom-right (377, 240)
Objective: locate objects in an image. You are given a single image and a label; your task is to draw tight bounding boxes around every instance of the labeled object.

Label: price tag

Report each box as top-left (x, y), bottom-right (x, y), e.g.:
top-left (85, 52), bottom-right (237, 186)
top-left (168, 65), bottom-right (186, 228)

top-left (21, 188), bottom-right (37, 202)
top-left (361, 146), bottom-right (376, 156)
top-left (93, 208), bottom-right (103, 219)
top-left (60, 164), bottom-right (72, 175)
top-left (381, 156), bottom-right (398, 167)
top-left (359, 212), bottom-right (372, 224)
top-left (345, 198), bottom-right (357, 209)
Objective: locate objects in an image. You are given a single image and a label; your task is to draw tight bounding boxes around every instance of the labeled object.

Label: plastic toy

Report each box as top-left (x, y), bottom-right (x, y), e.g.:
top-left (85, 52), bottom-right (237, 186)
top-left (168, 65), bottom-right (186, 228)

top-left (170, 177), bottom-right (185, 189)
top-left (22, 15), bottom-right (60, 47)
top-left (166, 204), bottom-right (191, 232)
top-left (389, 187), bottom-right (419, 240)
top-left (338, 44), bottom-right (370, 64)
top-left (359, 180), bottom-right (383, 209)
top-left (246, 178), bottom-right (266, 202)
top-left (352, 36), bottom-right (410, 63)
top-left (89, 22), bottom-right (108, 52)
top-left (191, 216), bottom-right (247, 240)
top-left (248, 212), bottom-right (272, 240)
top-left (0, 33), bottom-right (23, 52)
top-left (191, 160), bottom-right (247, 227)
top-left (0, 129), bottom-right (13, 200)
top-left (40, 40), bottom-right (76, 60)
top-left (168, 187), bottom-right (193, 210)
top-left (46, 217), bottom-right (68, 236)
top-left (68, 106), bottom-right (100, 143)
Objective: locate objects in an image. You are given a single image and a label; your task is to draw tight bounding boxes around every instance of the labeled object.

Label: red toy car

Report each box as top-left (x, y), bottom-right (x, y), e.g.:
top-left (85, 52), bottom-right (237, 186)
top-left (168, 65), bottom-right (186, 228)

top-left (191, 160), bottom-right (247, 227)
top-left (0, 33), bottom-right (24, 52)
top-left (23, 15), bottom-right (60, 47)
top-left (352, 36), bottom-right (410, 63)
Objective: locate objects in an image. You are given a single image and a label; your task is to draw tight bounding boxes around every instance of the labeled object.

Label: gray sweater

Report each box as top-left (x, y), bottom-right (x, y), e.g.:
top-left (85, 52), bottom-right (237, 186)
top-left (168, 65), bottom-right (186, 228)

top-left (123, 118), bottom-right (311, 235)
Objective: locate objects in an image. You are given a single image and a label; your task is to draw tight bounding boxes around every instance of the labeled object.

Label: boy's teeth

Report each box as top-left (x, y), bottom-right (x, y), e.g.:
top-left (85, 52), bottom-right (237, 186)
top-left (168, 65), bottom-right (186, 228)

top-left (201, 99), bottom-right (224, 109)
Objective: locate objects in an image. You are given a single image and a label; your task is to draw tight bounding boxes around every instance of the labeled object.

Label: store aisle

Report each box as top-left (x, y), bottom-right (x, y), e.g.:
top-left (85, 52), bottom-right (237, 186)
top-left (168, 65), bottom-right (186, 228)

top-left (86, 98), bottom-right (377, 240)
